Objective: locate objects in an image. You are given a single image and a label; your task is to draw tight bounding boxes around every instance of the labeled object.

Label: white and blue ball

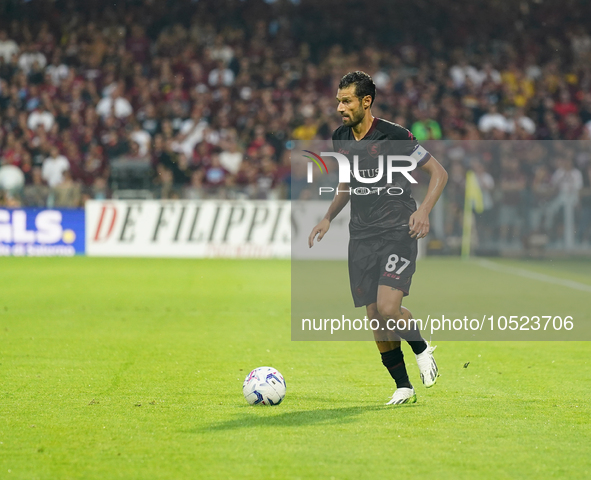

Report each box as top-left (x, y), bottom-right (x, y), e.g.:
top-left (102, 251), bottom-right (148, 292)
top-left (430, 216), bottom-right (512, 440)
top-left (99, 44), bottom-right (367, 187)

top-left (242, 367), bottom-right (286, 405)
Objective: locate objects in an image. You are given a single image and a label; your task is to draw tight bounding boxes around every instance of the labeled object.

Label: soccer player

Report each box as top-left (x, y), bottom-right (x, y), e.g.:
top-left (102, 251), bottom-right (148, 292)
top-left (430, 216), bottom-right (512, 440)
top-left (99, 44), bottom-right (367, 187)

top-left (308, 71), bottom-right (448, 405)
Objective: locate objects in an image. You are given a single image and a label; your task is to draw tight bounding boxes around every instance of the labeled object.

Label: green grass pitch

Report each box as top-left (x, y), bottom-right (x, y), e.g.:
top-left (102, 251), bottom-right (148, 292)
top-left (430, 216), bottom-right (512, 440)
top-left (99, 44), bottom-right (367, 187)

top-left (1, 256), bottom-right (590, 479)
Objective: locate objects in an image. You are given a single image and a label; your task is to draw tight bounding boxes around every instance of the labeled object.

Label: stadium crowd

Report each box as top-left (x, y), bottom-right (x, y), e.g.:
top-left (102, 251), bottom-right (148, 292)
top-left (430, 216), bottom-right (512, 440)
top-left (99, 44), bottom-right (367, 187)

top-left (0, 0), bottom-right (590, 243)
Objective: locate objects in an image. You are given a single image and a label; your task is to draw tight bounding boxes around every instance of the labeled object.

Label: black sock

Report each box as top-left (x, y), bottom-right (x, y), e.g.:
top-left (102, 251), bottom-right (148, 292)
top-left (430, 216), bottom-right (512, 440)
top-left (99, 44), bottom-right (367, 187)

top-left (381, 348), bottom-right (412, 389)
top-left (407, 340), bottom-right (427, 355)
top-left (390, 317), bottom-right (427, 354)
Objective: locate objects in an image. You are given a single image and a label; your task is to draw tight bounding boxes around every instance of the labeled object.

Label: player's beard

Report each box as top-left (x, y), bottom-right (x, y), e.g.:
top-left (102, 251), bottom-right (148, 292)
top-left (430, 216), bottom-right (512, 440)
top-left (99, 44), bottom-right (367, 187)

top-left (341, 105), bottom-right (365, 128)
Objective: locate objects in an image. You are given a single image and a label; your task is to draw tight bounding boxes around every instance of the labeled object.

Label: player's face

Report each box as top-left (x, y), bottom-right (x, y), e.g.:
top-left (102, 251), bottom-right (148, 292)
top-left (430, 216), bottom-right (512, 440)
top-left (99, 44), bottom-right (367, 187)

top-left (336, 86), bottom-right (366, 127)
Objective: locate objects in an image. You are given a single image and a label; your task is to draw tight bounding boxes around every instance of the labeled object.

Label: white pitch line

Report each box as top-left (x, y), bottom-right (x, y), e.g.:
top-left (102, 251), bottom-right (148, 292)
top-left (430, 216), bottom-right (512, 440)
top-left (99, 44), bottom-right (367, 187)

top-left (476, 259), bottom-right (591, 293)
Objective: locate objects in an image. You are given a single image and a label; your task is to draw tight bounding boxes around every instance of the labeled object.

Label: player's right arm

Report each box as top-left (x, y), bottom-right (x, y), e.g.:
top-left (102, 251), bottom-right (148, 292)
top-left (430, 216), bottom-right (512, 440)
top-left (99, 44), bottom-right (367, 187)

top-left (308, 182), bottom-right (350, 248)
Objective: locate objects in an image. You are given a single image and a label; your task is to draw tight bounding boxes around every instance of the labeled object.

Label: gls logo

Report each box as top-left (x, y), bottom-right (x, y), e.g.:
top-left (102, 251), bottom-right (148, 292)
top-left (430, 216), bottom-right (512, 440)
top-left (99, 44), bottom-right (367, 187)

top-left (0, 210), bottom-right (69, 244)
top-left (305, 151), bottom-right (418, 185)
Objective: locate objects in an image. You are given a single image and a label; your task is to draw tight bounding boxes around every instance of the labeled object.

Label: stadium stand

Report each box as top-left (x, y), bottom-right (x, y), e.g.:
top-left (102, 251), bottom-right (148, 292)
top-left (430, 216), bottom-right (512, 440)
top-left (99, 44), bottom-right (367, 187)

top-left (1, 0), bottom-right (591, 246)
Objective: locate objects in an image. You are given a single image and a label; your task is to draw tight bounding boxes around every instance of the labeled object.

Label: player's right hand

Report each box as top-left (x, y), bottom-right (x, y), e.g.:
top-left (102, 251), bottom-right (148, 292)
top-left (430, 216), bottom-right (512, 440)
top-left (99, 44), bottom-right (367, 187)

top-left (308, 219), bottom-right (330, 248)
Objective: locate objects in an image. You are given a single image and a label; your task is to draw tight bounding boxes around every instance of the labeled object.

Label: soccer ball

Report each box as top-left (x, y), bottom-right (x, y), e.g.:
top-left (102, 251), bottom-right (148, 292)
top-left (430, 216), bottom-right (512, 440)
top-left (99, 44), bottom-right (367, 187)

top-left (242, 367), bottom-right (286, 405)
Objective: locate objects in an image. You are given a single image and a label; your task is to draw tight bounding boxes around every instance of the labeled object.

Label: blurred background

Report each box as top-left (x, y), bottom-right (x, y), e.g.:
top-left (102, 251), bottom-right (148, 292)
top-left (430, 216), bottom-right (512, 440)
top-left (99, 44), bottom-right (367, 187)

top-left (0, 0), bottom-right (590, 256)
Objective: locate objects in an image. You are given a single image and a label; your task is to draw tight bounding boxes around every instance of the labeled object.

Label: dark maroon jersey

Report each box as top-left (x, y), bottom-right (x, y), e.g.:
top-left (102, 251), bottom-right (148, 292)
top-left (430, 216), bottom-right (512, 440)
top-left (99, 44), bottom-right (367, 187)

top-left (332, 117), bottom-right (431, 240)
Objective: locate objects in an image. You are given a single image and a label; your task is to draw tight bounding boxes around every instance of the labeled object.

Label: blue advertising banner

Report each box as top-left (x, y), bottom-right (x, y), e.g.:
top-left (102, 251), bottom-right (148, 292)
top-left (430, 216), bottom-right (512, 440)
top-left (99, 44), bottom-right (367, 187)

top-left (0, 208), bottom-right (85, 256)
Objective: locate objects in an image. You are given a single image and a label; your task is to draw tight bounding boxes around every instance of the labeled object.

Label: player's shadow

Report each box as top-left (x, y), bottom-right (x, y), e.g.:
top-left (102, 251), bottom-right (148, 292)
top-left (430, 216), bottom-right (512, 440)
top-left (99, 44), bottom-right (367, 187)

top-left (200, 404), bottom-right (421, 432)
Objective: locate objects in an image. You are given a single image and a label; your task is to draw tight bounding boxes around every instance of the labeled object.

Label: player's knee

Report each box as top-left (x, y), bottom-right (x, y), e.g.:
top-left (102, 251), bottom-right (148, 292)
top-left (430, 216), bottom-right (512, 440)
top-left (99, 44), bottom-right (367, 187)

top-left (366, 304), bottom-right (379, 321)
top-left (401, 306), bottom-right (413, 319)
top-left (376, 301), bottom-right (402, 322)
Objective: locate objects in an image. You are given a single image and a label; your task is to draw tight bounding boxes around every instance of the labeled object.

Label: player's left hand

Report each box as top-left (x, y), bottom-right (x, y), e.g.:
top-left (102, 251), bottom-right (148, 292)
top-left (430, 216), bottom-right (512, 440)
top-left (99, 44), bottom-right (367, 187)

top-left (409, 209), bottom-right (430, 239)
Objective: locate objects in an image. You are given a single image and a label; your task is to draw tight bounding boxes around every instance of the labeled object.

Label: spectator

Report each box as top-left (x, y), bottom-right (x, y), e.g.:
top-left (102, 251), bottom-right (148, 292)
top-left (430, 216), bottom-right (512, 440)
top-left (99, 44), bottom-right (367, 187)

top-left (204, 153), bottom-right (229, 188)
top-left (0, 190), bottom-right (21, 207)
top-left (75, 148), bottom-right (105, 189)
top-left (17, 43), bottom-right (46, 74)
top-left (445, 161), bottom-right (466, 237)
top-left (126, 25), bottom-right (150, 64)
top-left (45, 53), bottom-right (69, 86)
top-left (562, 114), bottom-right (584, 140)
top-left (130, 122), bottom-right (152, 157)
top-left (42, 146), bottom-right (69, 188)
top-left (529, 165), bottom-right (553, 234)
top-left (506, 107), bottom-right (536, 136)
top-left (27, 106), bottom-right (55, 132)
top-left (96, 85), bottom-right (133, 119)
top-left (292, 116), bottom-right (318, 141)
top-left (53, 170), bottom-right (81, 207)
top-left (154, 165), bottom-right (176, 199)
top-left (554, 91), bottom-right (578, 119)
top-left (449, 57), bottom-right (480, 88)
top-left (138, 103), bottom-right (160, 136)
top-left (103, 130), bottom-right (130, 159)
top-left (0, 30), bottom-right (18, 64)
top-left (22, 166), bottom-right (50, 207)
top-left (411, 108), bottom-right (442, 141)
top-left (498, 158), bottom-right (526, 244)
top-left (92, 177), bottom-right (108, 200)
top-left (473, 161), bottom-right (495, 213)
top-left (477, 63), bottom-right (502, 86)
top-left (219, 139), bottom-right (244, 175)
top-left (178, 106), bottom-right (208, 158)
top-left (256, 156), bottom-right (279, 199)
top-left (210, 35), bottom-right (234, 64)
top-left (478, 104), bottom-right (509, 134)
top-left (544, 157), bottom-right (584, 233)
top-left (208, 60), bottom-right (235, 87)
top-left (193, 140), bottom-right (214, 170)
top-left (185, 170), bottom-right (205, 200)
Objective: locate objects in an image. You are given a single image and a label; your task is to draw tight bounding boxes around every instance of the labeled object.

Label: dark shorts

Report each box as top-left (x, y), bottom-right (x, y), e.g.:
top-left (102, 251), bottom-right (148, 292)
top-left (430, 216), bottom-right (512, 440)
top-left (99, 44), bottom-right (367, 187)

top-left (348, 230), bottom-right (417, 307)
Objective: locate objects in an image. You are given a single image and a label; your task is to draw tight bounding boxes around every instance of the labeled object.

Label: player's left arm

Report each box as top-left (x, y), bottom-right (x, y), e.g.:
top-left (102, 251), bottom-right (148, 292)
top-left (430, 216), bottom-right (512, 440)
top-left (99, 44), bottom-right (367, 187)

top-left (409, 156), bottom-right (448, 239)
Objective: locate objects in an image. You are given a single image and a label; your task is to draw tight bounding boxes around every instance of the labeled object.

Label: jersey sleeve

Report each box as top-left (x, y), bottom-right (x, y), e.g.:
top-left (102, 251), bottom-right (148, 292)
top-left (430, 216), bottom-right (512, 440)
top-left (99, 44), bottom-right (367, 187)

top-left (410, 142), bottom-right (431, 167)
top-left (389, 126), bottom-right (431, 167)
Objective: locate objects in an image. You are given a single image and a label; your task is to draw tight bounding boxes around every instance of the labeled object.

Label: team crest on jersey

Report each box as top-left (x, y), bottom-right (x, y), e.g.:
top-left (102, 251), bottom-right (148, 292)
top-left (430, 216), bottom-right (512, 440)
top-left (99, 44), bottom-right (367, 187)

top-left (367, 143), bottom-right (380, 157)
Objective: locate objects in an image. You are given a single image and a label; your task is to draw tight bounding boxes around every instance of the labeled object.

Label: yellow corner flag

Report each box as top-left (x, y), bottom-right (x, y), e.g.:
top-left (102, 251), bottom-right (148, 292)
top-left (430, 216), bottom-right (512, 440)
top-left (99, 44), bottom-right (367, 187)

top-left (461, 170), bottom-right (484, 259)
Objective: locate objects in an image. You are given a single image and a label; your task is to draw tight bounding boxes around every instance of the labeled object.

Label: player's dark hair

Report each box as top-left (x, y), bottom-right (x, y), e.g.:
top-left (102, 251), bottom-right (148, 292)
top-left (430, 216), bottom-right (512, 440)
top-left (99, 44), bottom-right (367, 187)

top-left (339, 71), bottom-right (376, 106)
